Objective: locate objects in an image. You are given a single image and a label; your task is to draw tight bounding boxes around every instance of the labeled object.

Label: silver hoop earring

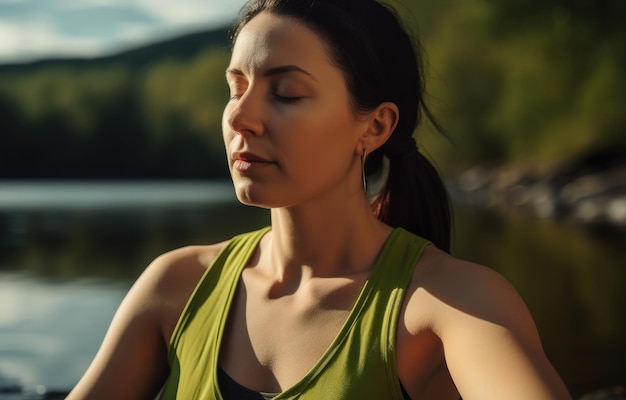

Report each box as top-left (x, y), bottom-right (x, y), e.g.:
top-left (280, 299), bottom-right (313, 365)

top-left (361, 148), bottom-right (367, 194)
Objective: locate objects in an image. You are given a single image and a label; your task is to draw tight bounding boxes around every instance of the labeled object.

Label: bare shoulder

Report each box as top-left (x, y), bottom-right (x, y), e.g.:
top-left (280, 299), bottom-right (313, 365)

top-left (403, 245), bottom-right (572, 399)
top-left (66, 240), bottom-right (232, 400)
top-left (146, 241), bottom-right (230, 293)
top-left (142, 241), bottom-right (231, 341)
top-left (406, 245), bottom-right (535, 338)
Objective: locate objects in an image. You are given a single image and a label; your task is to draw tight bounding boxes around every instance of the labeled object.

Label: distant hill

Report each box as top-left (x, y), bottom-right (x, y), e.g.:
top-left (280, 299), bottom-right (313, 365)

top-left (0, 26), bottom-right (234, 181)
top-left (0, 26), bottom-right (231, 74)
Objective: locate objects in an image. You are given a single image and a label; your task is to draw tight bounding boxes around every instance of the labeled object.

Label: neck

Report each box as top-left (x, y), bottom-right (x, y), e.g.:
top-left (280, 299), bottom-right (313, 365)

top-left (262, 190), bottom-right (393, 282)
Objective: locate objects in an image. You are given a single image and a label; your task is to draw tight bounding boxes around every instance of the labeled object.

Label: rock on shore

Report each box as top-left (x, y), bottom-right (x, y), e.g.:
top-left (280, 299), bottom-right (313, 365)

top-left (449, 147), bottom-right (626, 230)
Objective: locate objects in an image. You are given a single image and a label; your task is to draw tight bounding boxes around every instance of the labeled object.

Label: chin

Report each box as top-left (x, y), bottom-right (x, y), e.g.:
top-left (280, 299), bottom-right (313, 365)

top-left (236, 194), bottom-right (269, 209)
top-left (233, 183), bottom-right (274, 209)
top-left (235, 187), bottom-right (302, 210)
top-left (231, 176), bottom-right (304, 209)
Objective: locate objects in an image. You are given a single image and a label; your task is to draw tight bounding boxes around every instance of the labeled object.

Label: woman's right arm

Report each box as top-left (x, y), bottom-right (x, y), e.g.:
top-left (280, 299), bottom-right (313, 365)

top-left (66, 244), bottom-right (221, 400)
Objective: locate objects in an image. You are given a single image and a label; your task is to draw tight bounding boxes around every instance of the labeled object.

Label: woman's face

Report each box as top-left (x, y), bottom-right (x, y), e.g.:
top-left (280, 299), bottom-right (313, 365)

top-left (223, 12), bottom-right (370, 209)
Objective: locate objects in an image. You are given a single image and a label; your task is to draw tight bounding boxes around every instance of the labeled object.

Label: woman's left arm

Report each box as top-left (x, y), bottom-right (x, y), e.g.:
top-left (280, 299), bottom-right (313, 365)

top-left (422, 256), bottom-right (572, 400)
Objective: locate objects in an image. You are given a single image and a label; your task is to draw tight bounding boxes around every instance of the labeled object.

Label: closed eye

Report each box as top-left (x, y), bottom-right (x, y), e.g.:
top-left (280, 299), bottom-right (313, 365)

top-left (274, 94), bottom-right (304, 104)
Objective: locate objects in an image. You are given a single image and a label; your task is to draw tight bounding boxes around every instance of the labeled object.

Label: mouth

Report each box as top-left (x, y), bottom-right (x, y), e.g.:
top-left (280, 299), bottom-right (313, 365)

top-left (231, 151), bottom-right (274, 172)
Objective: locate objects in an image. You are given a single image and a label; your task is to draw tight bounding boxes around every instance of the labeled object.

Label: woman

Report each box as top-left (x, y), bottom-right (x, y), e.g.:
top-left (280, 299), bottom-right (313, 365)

top-left (68, 0), bottom-right (572, 399)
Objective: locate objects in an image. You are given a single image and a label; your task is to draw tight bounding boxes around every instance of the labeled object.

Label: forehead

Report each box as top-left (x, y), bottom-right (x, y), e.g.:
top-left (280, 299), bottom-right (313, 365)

top-left (231, 12), bottom-right (333, 73)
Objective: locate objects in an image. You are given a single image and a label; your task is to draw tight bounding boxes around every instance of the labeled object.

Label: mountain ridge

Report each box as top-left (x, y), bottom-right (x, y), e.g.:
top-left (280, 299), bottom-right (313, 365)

top-left (0, 26), bottom-right (231, 73)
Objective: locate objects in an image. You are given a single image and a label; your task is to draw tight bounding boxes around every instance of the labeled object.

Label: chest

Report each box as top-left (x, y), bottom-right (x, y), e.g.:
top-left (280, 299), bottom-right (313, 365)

top-left (218, 271), bottom-right (450, 398)
top-left (219, 270), bottom-right (369, 391)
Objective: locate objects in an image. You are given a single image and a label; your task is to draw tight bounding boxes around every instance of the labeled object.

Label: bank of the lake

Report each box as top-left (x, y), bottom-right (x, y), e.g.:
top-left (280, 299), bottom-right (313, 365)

top-left (449, 149), bottom-right (626, 232)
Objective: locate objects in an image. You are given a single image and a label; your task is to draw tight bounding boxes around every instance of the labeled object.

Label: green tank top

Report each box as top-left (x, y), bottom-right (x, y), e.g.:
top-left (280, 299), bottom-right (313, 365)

top-left (159, 226), bottom-right (430, 399)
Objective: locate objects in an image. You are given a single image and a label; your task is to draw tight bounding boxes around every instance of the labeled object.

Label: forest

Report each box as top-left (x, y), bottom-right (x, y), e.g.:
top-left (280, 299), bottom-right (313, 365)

top-left (0, 0), bottom-right (624, 179)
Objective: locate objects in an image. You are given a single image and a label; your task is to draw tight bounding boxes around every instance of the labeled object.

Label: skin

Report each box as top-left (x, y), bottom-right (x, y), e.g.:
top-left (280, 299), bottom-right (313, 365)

top-left (67, 12), bottom-right (572, 400)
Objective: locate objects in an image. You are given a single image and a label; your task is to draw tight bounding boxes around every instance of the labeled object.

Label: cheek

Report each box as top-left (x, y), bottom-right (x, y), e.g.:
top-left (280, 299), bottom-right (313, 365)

top-left (282, 111), bottom-right (357, 172)
top-left (309, 106), bottom-right (359, 150)
top-left (296, 99), bottom-right (355, 136)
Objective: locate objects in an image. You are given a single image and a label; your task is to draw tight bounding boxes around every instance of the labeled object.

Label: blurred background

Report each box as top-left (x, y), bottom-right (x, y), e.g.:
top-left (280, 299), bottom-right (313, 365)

top-left (0, 0), bottom-right (624, 398)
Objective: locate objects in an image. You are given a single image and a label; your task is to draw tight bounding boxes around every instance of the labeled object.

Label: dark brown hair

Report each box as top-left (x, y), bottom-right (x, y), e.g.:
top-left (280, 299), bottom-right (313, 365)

top-left (232, 0), bottom-right (452, 252)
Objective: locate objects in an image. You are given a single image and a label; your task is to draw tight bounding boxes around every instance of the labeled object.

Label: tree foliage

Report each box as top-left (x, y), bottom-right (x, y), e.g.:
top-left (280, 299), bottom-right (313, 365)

top-left (0, 38), bottom-right (231, 179)
top-left (0, 1), bottom-right (624, 178)
top-left (410, 0), bottom-right (626, 170)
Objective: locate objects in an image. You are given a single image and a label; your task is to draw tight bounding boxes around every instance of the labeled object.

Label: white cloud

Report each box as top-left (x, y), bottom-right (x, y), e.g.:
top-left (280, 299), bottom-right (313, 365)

top-left (0, 21), bottom-right (112, 63)
top-left (0, 0), bottom-right (248, 63)
top-left (60, 0), bottom-right (126, 6)
top-left (117, 22), bottom-right (155, 44)
top-left (136, 0), bottom-right (246, 26)
top-left (0, 22), bottom-right (22, 59)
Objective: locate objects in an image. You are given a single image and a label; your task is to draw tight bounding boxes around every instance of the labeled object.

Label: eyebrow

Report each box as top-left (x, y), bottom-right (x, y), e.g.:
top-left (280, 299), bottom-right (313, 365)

top-left (226, 65), bottom-right (318, 82)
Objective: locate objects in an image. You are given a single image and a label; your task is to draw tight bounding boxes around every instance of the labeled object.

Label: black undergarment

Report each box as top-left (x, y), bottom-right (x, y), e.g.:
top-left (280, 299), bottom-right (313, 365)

top-left (217, 365), bottom-right (413, 399)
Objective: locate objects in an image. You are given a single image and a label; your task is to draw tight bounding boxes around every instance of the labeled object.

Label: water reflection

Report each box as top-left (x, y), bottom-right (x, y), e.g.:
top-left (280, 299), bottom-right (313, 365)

top-left (0, 183), bottom-right (270, 281)
top-left (0, 182), bottom-right (624, 397)
top-left (0, 181), bottom-right (270, 397)
top-left (0, 274), bottom-right (128, 394)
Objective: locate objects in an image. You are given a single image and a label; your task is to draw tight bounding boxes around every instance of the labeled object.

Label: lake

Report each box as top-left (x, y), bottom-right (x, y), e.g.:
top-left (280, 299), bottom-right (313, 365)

top-left (0, 181), bottom-right (624, 399)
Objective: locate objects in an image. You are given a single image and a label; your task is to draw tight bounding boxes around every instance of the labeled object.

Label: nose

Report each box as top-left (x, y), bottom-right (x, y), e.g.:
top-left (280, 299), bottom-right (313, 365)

top-left (225, 89), bottom-right (264, 137)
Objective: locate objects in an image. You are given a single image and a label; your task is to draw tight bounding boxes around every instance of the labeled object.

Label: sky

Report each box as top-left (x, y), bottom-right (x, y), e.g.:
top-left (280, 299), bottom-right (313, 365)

top-left (0, 0), bottom-right (249, 64)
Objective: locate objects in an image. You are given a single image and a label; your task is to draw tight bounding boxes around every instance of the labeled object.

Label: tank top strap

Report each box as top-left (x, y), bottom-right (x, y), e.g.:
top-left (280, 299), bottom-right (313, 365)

top-left (168, 226), bottom-right (271, 356)
top-left (161, 227), bottom-right (270, 400)
top-left (370, 228), bottom-right (431, 393)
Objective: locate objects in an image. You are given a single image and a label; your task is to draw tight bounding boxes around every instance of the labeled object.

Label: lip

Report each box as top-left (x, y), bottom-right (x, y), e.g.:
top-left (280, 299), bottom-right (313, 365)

top-left (231, 151), bottom-right (272, 163)
top-left (231, 151), bottom-right (274, 172)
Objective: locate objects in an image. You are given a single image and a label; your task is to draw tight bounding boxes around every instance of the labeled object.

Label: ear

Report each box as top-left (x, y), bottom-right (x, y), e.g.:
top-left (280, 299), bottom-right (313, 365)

top-left (357, 102), bottom-right (399, 154)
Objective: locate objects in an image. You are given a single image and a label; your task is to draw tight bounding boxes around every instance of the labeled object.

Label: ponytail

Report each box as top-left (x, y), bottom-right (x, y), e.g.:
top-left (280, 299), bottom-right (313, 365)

top-left (369, 145), bottom-right (452, 253)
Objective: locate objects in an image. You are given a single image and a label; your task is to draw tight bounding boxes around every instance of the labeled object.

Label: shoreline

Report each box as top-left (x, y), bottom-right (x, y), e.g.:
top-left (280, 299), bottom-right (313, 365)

top-left (448, 151), bottom-right (626, 232)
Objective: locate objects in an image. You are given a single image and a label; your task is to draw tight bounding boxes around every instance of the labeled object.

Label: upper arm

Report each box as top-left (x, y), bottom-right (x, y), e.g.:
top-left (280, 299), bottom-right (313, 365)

top-left (67, 246), bottom-right (214, 400)
top-left (415, 254), bottom-right (572, 400)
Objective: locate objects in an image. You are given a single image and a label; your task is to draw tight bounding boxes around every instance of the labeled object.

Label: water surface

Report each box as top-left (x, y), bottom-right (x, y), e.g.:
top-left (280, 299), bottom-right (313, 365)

top-left (0, 181), bottom-right (623, 398)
